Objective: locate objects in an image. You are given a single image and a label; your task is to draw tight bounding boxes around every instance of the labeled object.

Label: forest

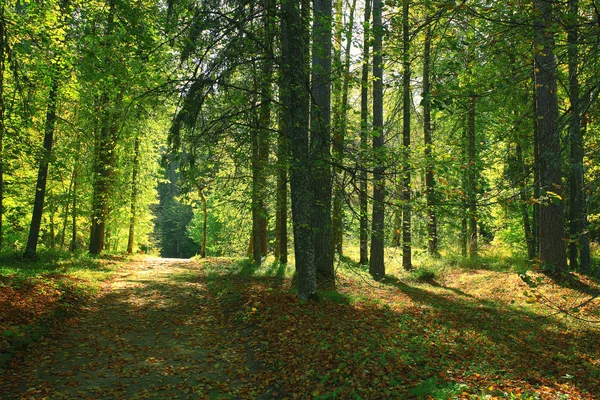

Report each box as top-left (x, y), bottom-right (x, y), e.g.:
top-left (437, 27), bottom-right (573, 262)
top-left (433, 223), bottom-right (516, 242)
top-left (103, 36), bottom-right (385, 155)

top-left (1, 0), bottom-right (600, 398)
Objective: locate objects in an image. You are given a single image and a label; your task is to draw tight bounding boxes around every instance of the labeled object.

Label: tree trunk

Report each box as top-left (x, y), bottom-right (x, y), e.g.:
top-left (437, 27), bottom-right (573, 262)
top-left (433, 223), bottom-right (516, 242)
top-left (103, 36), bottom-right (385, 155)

top-left (359, 0), bottom-right (371, 265)
top-left (461, 208), bottom-right (467, 257)
top-left (467, 95), bottom-right (477, 257)
top-left (89, 1), bottom-right (118, 255)
top-left (401, 0), bottom-right (412, 270)
top-left (423, 4), bottom-right (438, 257)
top-left (567, 0), bottom-right (590, 272)
top-left (0, 9), bottom-right (6, 251)
top-left (311, 0), bottom-right (334, 287)
top-left (369, 0), bottom-right (385, 280)
top-left (59, 167), bottom-right (74, 249)
top-left (532, 64), bottom-right (540, 259)
top-left (534, 0), bottom-right (567, 270)
top-left (516, 143), bottom-right (536, 260)
top-left (199, 187), bottom-right (207, 258)
top-left (281, 0), bottom-right (316, 299)
top-left (331, 0), bottom-right (357, 256)
top-left (89, 118), bottom-right (118, 255)
top-left (331, 0), bottom-right (343, 255)
top-left (24, 78), bottom-right (59, 258)
top-left (274, 97), bottom-right (288, 264)
top-left (70, 166), bottom-right (77, 252)
top-left (127, 135), bottom-right (140, 254)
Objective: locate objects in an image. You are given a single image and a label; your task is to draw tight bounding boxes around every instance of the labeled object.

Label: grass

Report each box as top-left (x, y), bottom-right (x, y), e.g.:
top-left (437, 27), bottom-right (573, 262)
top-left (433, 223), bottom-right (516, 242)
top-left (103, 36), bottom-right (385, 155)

top-left (0, 251), bottom-right (126, 369)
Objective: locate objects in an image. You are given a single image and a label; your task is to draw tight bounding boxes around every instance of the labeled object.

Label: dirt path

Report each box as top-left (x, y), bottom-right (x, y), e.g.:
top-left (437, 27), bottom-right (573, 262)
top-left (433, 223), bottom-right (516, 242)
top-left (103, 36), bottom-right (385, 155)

top-left (0, 257), bottom-right (255, 400)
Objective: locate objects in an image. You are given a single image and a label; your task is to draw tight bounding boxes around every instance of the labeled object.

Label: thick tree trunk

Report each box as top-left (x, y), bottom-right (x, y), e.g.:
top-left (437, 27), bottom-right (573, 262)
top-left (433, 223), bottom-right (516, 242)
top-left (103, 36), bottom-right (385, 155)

top-left (312, 0), bottom-right (334, 287)
top-left (89, 119), bottom-right (118, 255)
top-left (359, 0), bottom-right (371, 265)
top-left (423, 7), bottom-right (438, 257)
top-left (534, 0), bottom-right (567, 270)
top-left (467, 95), bottom-right (477, 257)
top-left (567, 0), bottom-right (590, 272)
top-left (401, 0), bottom-right (412, 270)
top-left (369, 0), bottom-right (385, 280)
top-left (282, 0), bottom-right (316, 299)
top-left (127, 135), bottom-right (140, 254)
top-left (24, 78), bottom-right (59, 258)
top-left (89, 1), bottom-right (118, 255)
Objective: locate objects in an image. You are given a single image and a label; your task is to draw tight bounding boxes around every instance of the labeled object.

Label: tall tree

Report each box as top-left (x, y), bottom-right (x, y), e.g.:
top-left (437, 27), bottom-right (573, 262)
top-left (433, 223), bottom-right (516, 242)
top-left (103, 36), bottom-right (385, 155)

top-left (282, 0), bottom-right (316, 299)
top-left (369, 0), bottom-right (385, 280)
top-left (401, 0), bottom-right (412, 270)
top-left (274, 87), bottom-right (288, 264)
top-left (89, 0), bottom-right (119, 255)
top-left (467, 95), bottom-right (477, 257)
top-left (312, 0), bottom-right (334, 286)
top-left (127, 134), bottom-right (140, 254)
top-left (359, 0), bottom-right (372, 265)
top-left (422, 0), bottom-right (438, 256)
top-left (331, 0), bottom-right (357, 256)
top-left (0, 5), bottom-right (5, 251)
top-left (533, 0), bottom-right (567, 269)
top-left (24, 77), bottom-right (59, 258)
top-left (567, 0), bottom-right (590, 271)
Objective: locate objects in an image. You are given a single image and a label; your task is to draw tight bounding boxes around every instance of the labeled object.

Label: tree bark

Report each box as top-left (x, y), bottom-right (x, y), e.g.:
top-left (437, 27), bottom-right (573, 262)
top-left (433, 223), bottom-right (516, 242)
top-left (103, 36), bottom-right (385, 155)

top-left (89, 1), bottom-right (119, 255)
top-left (282, 0), bottom-right (316, 299)
top-left (516, 143), bottom-right (536, 260)
top-left (331, 0), bottom-right (357, 256)
top-left (60, 166), bottom-right (74, 249)
top-left (70, 166), bottom-right (77, 252)
top-left (533, 0), bottom-right (567, 270)
top-left (127, 135), bottom-right (140, 254)
top-left (274, 95), bottom-right (288, 264)
top-left (567, 0), bottom-right (590, 271)
top-left (369, 0), bottom-right (385, 280)
top-left (467, 95), bottom-right (477, 257)
top-left (423, 3), bottom-right (438, 257)
top-left (24, 77), bottom-right (59, 258)
top-left (401, 0), bottom-right (412, 270)
top-left (199, 187), bottom-right (207, 258)
top-left (532, 64), bottom-right (540, 259)
top-left (0, 7), bottom-right (6, 251)
top-left (359, 0), bottom-right (371, 265)
top-left (312, 0), bottom-right (334, 287)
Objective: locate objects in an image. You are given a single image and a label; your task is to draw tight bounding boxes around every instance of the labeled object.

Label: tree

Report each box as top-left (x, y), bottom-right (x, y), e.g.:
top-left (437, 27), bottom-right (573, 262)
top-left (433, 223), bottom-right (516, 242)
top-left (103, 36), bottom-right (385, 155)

top-left (0, 5), bottom-right (5, 251)
top-left (312, 0), bottom-right (334, 286)
top-left (567, 0), bottom-right (591, 271)
top-left (533, 0), bottom-right (567, 270)
top-left (359, 0), bottom-right (372, 265)
top-left (422, 0), bottom-right (438, 257)
top-left (126, 134), bottom-right (140, 254)
top-left (401, 0), bottom-right (412, 270)
top-left (282, 0), bottom-right (316, 299)
top-left (369, 0), bottom-right (385, 280)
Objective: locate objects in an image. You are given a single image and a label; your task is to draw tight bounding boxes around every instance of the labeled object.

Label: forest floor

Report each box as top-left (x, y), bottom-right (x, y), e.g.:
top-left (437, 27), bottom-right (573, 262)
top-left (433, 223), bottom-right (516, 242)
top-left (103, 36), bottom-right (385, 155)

top-left (1, 255), bottom-right (600, 399)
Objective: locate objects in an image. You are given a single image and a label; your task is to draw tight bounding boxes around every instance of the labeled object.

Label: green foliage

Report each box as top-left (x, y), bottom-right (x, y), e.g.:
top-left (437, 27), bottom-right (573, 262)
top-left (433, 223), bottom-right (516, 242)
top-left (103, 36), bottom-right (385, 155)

top-left (411, 267), bottom-right (436, 282)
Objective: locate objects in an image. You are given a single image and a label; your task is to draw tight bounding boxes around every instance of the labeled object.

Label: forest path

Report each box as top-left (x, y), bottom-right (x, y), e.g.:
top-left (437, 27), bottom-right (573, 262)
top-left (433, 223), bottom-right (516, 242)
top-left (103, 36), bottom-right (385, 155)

top-left (1, 257), bottom-right (257, 399)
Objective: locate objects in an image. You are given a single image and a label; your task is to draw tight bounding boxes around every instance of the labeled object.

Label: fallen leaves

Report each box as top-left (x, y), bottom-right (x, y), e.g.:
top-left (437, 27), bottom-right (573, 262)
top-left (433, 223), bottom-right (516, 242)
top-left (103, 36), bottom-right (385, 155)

top-left (1, 256), bottom-right (600, 399)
